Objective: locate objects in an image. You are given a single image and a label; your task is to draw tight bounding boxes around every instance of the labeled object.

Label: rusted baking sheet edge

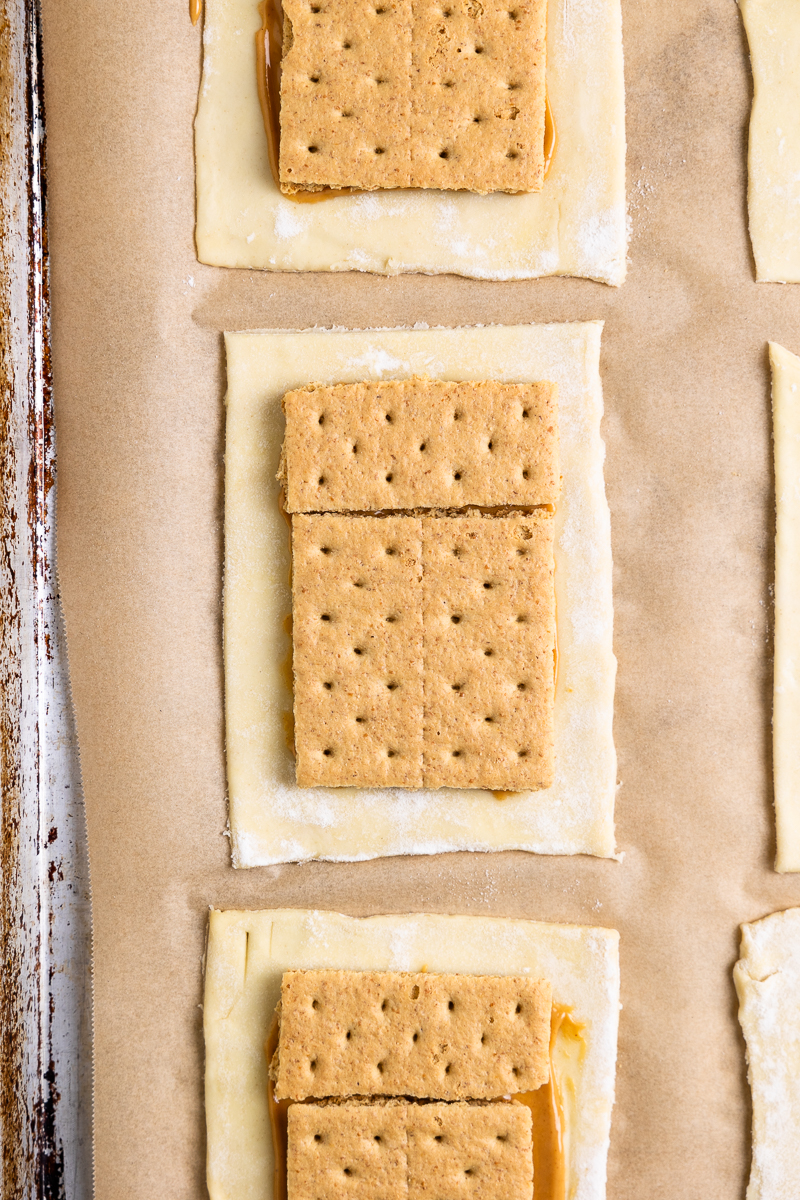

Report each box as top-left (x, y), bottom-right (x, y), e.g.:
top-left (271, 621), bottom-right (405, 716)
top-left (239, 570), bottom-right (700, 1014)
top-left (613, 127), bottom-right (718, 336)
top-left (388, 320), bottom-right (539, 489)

top-left (0, 1), bottom-right (92, 1197)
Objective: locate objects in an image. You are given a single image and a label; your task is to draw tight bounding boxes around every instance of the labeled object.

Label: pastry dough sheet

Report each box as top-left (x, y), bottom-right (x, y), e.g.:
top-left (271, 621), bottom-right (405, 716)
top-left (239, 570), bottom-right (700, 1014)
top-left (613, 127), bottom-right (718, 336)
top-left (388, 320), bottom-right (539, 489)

top-left (734, 907), bottom-right (800, 1200)
top-left (195, 0), bottom-right (626, 281)
top-left (771, 342), bottom-right (800, 873)
top-left (740, 0), bottom-right (800, 283)
top-left (204, 908), bottom-right (620, 1200)
top-left (224, 322), bottom-right (617, 866)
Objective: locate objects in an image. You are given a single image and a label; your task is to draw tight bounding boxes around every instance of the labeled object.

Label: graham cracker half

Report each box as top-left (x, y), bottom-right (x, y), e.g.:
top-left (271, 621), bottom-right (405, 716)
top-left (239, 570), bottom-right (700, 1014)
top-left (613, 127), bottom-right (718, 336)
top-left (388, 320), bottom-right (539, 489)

top-left (279, 377), bottom-right (559, 513)
top-left (422, 513), bottom-right (555, 789)
top-left (278, 0), bottom-right (547, 194)
top-left (287, 1100), bottom-right (534, 1200)
top-left (292, 514), bottom-right (424, 787)
top-left (279, 0), bottom-right (414, 193)
top-left (410, 0), bottom-right (547, 192)
top-left (406, 1102), bottom-right (533, 1200)
top-left (273, 969), bottom-right (552, 1101)
top-left (288, 1101), bottom-right (408, 1200)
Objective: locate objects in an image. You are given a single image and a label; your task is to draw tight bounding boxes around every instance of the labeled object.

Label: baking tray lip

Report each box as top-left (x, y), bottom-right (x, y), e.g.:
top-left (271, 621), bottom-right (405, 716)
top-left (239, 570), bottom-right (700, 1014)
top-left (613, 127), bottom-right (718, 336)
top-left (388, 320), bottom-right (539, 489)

top-left (0, 0), bottom-right (92, 1196)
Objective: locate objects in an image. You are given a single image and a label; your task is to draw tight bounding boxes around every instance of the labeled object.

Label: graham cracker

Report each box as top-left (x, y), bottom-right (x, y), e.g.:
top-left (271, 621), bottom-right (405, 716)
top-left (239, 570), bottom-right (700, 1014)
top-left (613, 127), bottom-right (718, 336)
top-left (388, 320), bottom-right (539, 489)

top-left (421, 513), bottom-right (555, 790)
top-left (279, 0), bottom-right (413, 193)
top-left (273, 969), bottom-right (552, 1101)
top-left (406, 1102), bottom-right (533, 1200)
top-left (287, 1101), bottom-right (533, 1200)
top-left (287, 1101), bottom-right (408, 1200)
top-left (279, 377), bottom-right (559, 513)
top-left (278, 0), bottom-right (547, 194)
top-left (291, 514), bottom-right (424, 787)
top-left (409, 0), bottom-right (547, 193)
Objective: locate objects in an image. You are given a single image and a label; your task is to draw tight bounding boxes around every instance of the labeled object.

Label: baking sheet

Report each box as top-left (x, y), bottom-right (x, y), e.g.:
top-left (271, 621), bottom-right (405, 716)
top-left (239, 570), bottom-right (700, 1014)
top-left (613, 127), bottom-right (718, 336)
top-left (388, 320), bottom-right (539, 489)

top-left (40, 0), bottom-right (800, 1198)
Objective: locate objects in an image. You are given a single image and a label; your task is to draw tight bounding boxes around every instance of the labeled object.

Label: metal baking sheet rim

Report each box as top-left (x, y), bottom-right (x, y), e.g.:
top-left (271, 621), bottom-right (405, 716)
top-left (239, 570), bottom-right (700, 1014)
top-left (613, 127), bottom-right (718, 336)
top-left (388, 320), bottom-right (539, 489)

top-left (0, 0), bottom-right (92, 1196)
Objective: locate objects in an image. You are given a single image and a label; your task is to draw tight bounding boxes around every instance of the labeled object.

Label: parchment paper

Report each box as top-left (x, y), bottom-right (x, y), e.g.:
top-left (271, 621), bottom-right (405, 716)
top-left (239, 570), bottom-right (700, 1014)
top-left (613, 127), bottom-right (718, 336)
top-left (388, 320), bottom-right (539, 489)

top-left (40, 1), bottom-right (800, 1198)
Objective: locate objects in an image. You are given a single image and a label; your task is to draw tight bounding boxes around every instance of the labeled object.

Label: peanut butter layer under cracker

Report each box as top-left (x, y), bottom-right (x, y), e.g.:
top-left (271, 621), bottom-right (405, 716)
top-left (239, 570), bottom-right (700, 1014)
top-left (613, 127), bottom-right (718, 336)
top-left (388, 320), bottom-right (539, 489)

top-left (287, 1100), bottom-right (534, 1200)
top-left (273, 969), bottom-right (551, 1101)
top-left (279, 377), bottom-right (559, 513)
top-left (292, 514), bottom-right (424, 787)
top-left (422, 513), bottom-right (555, 789)
top-left (278, 0), bottom-right (547, 195)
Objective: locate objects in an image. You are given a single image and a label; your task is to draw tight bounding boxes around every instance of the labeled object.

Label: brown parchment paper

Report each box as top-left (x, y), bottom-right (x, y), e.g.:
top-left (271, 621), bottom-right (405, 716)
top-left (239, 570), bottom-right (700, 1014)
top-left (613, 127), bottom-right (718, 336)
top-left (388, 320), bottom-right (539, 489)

top-left (40, 0), bottom-right (800, 1197)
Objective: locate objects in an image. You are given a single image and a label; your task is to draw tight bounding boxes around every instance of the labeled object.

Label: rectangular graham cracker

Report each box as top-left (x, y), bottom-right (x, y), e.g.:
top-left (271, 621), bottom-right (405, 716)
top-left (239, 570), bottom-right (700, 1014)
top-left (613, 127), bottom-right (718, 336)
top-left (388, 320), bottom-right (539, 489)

top-left (279, 377), bottom-right (560, 513)
top-left (287, 1101), bottom-right (533, 1200)
top-left (273, 969), bottom-right (552, 1101)
top-left (409, 0), bottom-right (547, 193)
top-left (279, 0), bottom-right (413, 193)
top-left (291, 514), bottom-right (424, 787)
top-left (422, 513), bottom-right (555, 790)
top-left (278, 0), bottom-right (546, 194)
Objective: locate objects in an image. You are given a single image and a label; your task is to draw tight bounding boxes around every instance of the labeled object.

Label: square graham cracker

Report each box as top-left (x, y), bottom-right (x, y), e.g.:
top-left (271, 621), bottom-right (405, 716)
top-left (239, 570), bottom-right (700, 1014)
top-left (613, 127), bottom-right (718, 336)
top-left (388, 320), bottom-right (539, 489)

top-left (406, 1102), bottom-right (533, 1200)
top-left (286, 1101), bottom-right (533, 1200)
top-left (422, 513), bottom-right (555, 789)
top-left (291, 514), bottom-right (555, 789)
top-left (291, 514), bottom-right (424, 787)
top-left (279, 377), bottom-right (559, 513)
top-left (287, 1101), bottom-right (408, 1200)
top-left (278, 0), bottom-right (546, 194)
top-left (273, 969), bottom-right (551, 1101)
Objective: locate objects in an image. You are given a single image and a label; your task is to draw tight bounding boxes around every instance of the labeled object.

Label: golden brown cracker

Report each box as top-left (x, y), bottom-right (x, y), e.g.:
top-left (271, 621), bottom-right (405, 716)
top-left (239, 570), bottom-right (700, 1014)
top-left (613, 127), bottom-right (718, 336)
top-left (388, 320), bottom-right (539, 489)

top-left (292, 514), bottom-right (424, 787)
top-left (279, 0), bottom-right (413, 192)
top-left (287, 1101), bottom-right (408, 1200)
top-left (274, 969), bottom-right (551, 1100)
top-left (410, 0), bottom-right (547, 192)
top-left (421, 513), bottom-right (555, 789)
top-left (278, 0), bottom-right (547, 193)
top-left (406, 1102), bottom-right (534, 1200)
top-left (279, 377), bottom-right (559, 512)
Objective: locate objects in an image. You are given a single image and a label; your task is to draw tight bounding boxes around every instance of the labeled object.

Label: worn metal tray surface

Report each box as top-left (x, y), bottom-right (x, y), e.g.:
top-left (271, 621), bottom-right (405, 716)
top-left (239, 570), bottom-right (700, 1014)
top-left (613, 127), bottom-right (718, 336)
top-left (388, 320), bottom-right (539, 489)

top-left (0, 0), bottom-right (92, 1196)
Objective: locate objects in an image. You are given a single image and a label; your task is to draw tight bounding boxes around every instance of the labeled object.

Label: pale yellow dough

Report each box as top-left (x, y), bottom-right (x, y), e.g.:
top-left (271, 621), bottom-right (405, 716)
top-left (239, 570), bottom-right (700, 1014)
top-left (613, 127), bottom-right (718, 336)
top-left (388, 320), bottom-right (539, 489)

top-left (224, 322), bottom-right (617, 867)
top-left (734, 907), bottom-right (800, 1199)
top-left (204, 908), bottom-right (620, 1200)
top-left (195, 0), bottom-right (626, 282)
top-left (771, 342), bottom-right (800, 872)
top-left (740, 0), bottom-right (800, 282)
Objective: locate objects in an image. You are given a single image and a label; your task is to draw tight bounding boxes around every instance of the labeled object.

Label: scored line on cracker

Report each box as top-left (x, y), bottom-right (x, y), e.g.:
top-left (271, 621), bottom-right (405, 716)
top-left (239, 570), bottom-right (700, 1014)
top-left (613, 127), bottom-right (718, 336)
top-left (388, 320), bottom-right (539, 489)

top-left (287, 1100), bottom-right (535, 1200)
top-left (291, 513), bottom-right (555, 790)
